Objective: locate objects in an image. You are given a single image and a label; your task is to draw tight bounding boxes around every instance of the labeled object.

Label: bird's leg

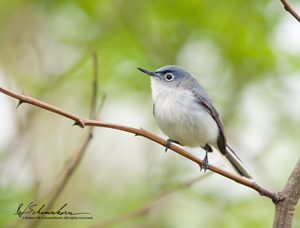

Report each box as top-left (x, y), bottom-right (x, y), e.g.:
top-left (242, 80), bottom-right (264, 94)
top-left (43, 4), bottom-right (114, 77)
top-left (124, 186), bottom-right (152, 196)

top-left (165, 139), bottom-right (181, 153)
top-left (200, 144), bottom-right (209, 172)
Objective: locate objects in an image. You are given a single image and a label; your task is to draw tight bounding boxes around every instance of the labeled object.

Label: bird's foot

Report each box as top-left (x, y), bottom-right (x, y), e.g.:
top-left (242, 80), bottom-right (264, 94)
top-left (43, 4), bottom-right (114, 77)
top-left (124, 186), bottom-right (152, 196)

top-left (165, 139), bottom-right (172, 153)
top-left (199, 154), bottom-right (209, 172)
top-left (165, 139), bottom-right (181, 153)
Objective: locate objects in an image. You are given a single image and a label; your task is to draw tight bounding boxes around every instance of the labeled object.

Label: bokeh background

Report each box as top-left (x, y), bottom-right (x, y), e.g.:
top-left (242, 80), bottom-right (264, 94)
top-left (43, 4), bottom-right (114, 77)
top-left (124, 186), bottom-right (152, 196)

top-left (1, 0), bottom-right (300, 227)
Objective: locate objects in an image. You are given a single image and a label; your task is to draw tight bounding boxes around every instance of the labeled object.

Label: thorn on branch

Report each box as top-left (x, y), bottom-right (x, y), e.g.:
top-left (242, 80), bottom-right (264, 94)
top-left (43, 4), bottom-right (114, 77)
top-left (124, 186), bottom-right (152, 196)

top-left (22, 86), bottom-right (26, 96)
top-left (73, 119), bottom-right (86, 128)
top-left (16, 100), bottom-right (24, 109)
top-left (15, 87), bottom-right (28, 109)
top-left (134, 127), bottom-right (144, 137)
top-left (134, 127), bottom-right (144, 136)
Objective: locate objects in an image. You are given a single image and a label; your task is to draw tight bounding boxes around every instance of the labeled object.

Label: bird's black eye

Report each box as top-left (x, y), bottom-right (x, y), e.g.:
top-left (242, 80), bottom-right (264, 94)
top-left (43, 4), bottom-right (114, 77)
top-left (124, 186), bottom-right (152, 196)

top-left (165, 73), bottom-right (174, 81)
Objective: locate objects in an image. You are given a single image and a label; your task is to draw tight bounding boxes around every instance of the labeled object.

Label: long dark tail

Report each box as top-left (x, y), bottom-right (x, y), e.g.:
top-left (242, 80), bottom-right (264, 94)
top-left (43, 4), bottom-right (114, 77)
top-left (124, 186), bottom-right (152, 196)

top-left (219, 145), bottom-right (253, 179)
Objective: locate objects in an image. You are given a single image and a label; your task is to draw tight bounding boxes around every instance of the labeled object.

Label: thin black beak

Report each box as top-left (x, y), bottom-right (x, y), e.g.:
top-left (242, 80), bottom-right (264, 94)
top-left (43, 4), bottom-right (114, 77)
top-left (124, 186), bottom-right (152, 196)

top-left (137, 67), bottom-right (159, 77)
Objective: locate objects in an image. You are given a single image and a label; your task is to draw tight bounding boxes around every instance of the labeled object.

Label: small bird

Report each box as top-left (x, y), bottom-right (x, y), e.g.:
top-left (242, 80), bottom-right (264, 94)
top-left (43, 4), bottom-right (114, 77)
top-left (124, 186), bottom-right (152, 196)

top-left (138, 65), bottom-right (252, 179)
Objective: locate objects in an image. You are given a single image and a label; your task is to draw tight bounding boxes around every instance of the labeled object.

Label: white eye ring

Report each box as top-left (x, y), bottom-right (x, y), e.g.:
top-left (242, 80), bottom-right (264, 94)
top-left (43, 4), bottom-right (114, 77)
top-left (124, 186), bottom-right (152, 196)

top-left (165, 73), bottom-right (174, 81)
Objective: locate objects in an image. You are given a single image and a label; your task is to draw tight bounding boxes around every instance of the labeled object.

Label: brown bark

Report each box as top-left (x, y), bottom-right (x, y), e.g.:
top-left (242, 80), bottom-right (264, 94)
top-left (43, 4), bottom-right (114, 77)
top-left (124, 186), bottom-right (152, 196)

top-left (273, 157), bottom-right (300, 228)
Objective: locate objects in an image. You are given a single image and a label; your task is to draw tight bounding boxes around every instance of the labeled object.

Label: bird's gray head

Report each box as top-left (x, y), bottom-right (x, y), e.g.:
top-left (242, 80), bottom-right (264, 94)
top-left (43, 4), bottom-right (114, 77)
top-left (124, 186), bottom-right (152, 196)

top-left (137, 65), bottom-right (199, 90)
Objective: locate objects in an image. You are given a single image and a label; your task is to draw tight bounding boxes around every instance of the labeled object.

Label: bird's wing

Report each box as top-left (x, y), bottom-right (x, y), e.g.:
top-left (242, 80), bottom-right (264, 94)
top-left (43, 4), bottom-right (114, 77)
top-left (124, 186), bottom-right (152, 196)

top-left (192, 90), bottom-right (227, 155)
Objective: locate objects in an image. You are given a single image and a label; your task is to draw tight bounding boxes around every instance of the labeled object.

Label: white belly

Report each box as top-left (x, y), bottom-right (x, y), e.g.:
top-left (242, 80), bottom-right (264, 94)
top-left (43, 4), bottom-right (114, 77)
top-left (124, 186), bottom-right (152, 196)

top-left (152, 83), bottom-right (219, 148)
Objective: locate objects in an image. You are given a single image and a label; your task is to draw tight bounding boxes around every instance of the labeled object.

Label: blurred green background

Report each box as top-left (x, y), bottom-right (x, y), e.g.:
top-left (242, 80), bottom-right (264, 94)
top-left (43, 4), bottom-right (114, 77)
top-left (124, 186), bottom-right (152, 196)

top-left (0, 0), bottom-right (300, 227)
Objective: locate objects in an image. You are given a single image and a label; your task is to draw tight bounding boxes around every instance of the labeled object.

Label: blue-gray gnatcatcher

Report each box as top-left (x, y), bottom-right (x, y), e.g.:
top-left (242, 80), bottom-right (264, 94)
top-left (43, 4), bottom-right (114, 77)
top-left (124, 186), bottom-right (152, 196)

top-left (138, 65), bottom-right (252, 179)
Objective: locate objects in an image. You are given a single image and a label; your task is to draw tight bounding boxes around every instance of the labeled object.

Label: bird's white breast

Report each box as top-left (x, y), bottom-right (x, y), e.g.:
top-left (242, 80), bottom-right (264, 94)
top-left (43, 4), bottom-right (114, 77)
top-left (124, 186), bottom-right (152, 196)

top-left (151, 78), bottom-right (219, 148)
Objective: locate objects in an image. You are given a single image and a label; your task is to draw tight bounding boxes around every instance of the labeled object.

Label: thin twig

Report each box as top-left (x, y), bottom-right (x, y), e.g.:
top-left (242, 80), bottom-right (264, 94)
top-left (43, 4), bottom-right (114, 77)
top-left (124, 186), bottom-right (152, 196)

top-left (90, 52), bottom-right (98, 120)
top-left (36, 95), bottom-right (106, 202)
top-left (280, 0), bottom-right (300, 23)
top-left (90, 172), bottom-right (212, 228)
top-left (23, 53), bottom-right (102, 228)
top-left (0, 85), bottom-right (280, 203)
top-left (24, 133), bottom-right (94, 228)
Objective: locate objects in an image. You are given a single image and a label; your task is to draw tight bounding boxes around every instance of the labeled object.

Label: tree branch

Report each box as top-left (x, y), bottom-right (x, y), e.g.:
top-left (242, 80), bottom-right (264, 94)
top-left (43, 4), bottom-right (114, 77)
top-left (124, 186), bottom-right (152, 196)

top-left (272, 157), bottom-right (300, 228)
top-left (280, 0), bottom-right (300, 23)
top-left (0, 85), bottom-right (280, 203)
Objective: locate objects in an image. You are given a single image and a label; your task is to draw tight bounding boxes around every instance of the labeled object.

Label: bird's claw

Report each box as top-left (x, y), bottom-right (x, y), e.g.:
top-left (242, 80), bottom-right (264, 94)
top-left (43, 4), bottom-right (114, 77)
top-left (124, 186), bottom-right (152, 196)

top-left (199, 155), bottom-right (209, 172)
top-left (165, 139), bottom-right (172, 153)
top-left (165, 139), bottom-right (181, 153)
